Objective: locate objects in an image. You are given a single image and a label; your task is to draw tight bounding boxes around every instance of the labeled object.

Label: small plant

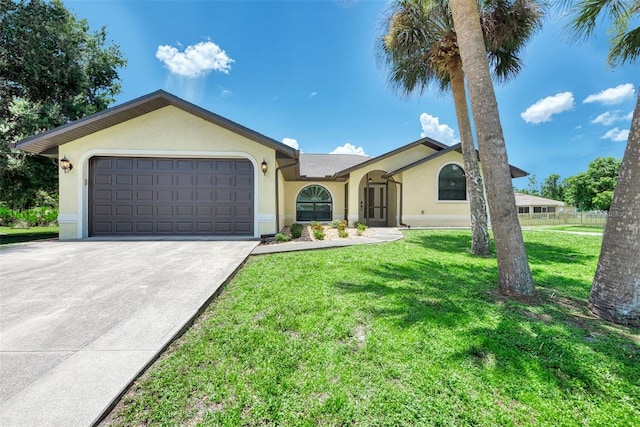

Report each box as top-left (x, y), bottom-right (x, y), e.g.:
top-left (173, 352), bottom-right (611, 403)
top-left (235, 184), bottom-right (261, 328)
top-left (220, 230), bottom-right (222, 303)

top-left (275, 233), bottom-right (291, 243)
top-left (313, 229), bottom-right (325, 240)
top-left (356, 222), bottom-right (367, 236)
top-left (338, 229), bottom-right (349, 238)
top-left (310, 221), bottom-right (324, 231)
top-left (290, 223), bottom-right (303, 239)
top-left (330, 219), bottom-right (348, 229)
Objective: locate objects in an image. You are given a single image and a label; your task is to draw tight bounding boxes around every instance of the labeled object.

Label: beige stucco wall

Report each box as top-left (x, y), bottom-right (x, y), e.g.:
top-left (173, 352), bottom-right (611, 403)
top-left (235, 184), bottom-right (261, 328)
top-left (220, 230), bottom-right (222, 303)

top-left (281, 181), bottom-right (347, 227)
top-left (400, 150), bottom-right (471, 227)
top-left (57, 105), bottom-right (278, 239)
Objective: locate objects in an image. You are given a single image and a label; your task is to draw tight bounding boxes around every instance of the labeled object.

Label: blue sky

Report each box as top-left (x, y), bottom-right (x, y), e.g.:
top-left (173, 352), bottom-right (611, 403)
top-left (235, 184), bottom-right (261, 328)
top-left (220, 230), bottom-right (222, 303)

top-left (65, 0), bottom-right (638, 188)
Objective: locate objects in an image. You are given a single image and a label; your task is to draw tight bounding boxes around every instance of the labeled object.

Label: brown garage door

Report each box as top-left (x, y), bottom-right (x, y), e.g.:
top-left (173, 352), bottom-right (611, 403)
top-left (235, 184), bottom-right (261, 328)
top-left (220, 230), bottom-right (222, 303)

top-left (90, 157), bottom-right (254, 236)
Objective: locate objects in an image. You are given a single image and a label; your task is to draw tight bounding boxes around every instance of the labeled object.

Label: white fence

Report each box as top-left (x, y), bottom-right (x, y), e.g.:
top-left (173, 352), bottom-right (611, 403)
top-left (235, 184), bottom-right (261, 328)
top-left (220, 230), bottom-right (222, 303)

top-left (517, 211), bottom-right (607, 227)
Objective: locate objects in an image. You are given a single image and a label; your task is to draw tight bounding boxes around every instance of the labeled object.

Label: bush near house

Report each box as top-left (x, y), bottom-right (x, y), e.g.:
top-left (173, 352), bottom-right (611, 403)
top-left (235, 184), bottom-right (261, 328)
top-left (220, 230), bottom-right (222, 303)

top-left (290, 223), bottom-right (304, 239)
top-left (0, 206), bottom-right (58, 227)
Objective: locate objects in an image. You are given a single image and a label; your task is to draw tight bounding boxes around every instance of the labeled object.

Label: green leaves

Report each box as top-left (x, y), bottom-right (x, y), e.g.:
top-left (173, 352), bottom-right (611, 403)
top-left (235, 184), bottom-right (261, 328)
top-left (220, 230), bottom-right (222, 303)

top-left (0, 0), bottom-right (126, 208)
top-left (563, 156), bottom-right (622, 211)
top-left (562, 0), bottom-right (640, 66)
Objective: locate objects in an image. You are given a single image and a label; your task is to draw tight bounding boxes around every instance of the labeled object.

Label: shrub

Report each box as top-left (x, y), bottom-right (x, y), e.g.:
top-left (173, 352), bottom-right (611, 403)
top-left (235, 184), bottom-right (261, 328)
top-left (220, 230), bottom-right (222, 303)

top-left (0, 207), bottom-right (16, 226)
top-left (275, 233), bottom-right (291, 243)
top-left (356, 222), bottom-right (367, 236)
top-left (330, 219), bottom-right (347, 229)
top-left (290, 223), bottom-right (304, 239)
top-left (310, 221), bottom-right (324, 232)
top-left (338, 229), bottom-right (349, 238)
top-left (0, 206), bottom-right (59, 227)
top-left (313, 229), bottom-right (325, 240)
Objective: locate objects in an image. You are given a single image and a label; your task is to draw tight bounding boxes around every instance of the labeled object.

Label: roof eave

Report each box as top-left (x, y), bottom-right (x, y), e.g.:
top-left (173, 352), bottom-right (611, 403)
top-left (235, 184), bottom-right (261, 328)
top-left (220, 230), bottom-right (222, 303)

top-left (15, 90), bottom-right (298, 160)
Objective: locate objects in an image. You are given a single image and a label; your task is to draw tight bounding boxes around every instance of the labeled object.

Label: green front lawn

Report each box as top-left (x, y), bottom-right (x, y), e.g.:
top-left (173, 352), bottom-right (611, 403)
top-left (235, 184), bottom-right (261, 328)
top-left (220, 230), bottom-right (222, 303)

top-left (107, 230), bottom-right (639, 426)
top-left (543, 224), bottom-right (605, 233)
top-left (0, 226), bottom-right (58, 245)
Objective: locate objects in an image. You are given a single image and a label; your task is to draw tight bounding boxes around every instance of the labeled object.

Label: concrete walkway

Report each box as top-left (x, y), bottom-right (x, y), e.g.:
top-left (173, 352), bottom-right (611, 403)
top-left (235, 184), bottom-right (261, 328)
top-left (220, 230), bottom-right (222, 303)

top-left (0, 240), bottom-right (258, 427)
top-left (251, 227), bottom-right (404, 255)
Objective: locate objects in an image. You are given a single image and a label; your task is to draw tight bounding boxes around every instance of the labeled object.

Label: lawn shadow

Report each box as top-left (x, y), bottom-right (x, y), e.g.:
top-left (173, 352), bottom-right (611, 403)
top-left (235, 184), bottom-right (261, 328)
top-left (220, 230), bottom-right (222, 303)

top-left (334, 256), bottom-right (498, 329)
top-left (524, 240), bottom-right (597, 266)
top-left (451, 306), bottom-right (639, 401)
top-left (407, 231), bottom-right (481, 255)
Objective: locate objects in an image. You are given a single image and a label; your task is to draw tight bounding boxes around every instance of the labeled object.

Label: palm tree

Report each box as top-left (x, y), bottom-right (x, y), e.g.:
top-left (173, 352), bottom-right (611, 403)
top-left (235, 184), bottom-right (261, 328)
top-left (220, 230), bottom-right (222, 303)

top-left (561, 0), bottom-right (639, 325)
top-left (448, 0), bottom-right (541, 296)
top-left (379, 0), bottom-right (490, 256)
top-left (378, 0), bottom-right (542, 257)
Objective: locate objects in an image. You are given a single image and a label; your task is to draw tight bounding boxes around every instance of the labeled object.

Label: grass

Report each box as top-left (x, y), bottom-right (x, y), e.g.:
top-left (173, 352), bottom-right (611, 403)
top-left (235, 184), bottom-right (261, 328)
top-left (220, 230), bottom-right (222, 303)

top-left (541, 224), bottom-right (605, 233)
top-left (0, 226), bottom-right (58, 245)
top-left (106, 230), bottom-right (639, 426)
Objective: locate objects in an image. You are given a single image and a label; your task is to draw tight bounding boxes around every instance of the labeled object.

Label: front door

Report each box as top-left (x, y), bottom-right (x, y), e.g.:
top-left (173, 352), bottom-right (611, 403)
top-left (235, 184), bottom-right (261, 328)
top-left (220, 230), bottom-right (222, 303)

top-left (364, 184), bottom-right (387, 226)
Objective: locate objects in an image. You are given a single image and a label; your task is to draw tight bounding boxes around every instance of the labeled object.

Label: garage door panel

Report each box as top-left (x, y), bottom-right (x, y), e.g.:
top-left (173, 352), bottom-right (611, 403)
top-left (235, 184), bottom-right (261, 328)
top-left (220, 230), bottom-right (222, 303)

top-left (136, 190), bottom-right (153, 201)
top-left (90, 157), bottom-right (254, 236)
top-left (115, 222), bottom-right (133, 233)
top-left (115, 159), bottom-right (133, 169)
top-left (136, 223), bottom-right (153, 233)
top-left (236, 176), bottom-right (253, 186)
top-left (156, 205), bottom-right (173, 216)
top-left (136, 159), bottom-right (154, 169)
top-left (156, 160), bottom-right (173, 170)
top-left (137, 175), bottom-right (153, 185)
top-left (115, 190), bottom-right (133, 201)
top-left (137, 205), bottom-right (153, 216)
top-left (156, 174), bottom-right (173, 186)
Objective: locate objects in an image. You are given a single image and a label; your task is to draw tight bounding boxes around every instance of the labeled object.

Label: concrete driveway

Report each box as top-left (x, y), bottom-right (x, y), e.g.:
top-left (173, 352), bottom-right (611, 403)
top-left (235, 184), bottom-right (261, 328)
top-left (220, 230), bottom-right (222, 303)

top-left (0, 240), bottom-right (258, 426)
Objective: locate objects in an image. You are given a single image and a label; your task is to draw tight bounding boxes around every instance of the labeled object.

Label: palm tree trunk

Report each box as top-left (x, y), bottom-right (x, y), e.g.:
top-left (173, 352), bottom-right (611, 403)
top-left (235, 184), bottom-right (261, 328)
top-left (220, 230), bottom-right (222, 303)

top-left (588, 91), bottom-right (640, 326)
top-left (448, 59), bottom-right (490, 256)
top-left (449, 0), bottom-right (534, 296)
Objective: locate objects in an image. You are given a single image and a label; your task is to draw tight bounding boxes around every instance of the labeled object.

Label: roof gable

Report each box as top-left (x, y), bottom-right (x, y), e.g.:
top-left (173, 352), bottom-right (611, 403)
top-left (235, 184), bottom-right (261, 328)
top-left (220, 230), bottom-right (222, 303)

top-left (333, 136), bottom-right (448, 177)
top-left (15, 90), bottom-right (299, 159)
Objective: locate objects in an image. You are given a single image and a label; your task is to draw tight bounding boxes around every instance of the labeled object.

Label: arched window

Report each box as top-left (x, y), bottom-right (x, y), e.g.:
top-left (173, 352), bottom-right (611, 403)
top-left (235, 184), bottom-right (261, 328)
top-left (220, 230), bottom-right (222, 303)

top-left (438, 164), bottom-right (467, 201)
top-left (296, 185), bottom-right (332, 221)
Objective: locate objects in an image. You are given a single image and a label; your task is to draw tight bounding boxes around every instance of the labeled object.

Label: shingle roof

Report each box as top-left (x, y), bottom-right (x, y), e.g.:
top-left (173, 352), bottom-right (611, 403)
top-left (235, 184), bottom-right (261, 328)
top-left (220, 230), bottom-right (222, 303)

top-left (299, 153), bottom-right (369, 178)
top-left (15, 90), bottom-right (298, 159)
top-left (514, 193), bottom-right (566, 206)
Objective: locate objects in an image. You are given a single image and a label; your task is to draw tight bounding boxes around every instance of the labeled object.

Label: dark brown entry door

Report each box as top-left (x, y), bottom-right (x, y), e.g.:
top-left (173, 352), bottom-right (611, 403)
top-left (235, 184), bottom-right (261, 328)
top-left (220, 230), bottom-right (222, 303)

top-left (90, 157), bottom-right (254, 236)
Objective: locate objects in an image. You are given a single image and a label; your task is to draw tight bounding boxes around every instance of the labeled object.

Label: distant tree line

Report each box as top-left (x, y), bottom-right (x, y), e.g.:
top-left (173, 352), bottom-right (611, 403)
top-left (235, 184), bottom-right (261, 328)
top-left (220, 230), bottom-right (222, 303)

top-left (514, 157), bottom-right (622, 211)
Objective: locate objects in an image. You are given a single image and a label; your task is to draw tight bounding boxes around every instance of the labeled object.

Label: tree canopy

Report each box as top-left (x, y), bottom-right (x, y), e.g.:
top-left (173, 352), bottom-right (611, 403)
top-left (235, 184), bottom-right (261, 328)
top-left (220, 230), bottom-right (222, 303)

top-left (563, 157), bottom-right (621, 211)
top-left (0, 0), bottom-right (126, 208)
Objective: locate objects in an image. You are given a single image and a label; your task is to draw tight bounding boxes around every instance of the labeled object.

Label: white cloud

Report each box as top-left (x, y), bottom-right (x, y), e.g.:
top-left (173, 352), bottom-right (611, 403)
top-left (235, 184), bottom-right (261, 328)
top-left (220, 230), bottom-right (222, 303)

top-left (583, 83), bottom-right (635, 105)
top-left (419, 113), bottom-right (458, 145)
top-left (602, 127), bottom-right (629, 142)
top-left (310, 91), bottom-right (318, 98)
top-left (156, 40), bottom-right (234, 78)
top-left (330, 143), bottom-right (367, 156)
top-left (591, 110), bottom-right (633, 126)
top-left (520, 92), bottom-right (574, 124)
top-left (282, 138), bottom-right (300, 150)
top-left (623, 111), bottom-right (634, 120)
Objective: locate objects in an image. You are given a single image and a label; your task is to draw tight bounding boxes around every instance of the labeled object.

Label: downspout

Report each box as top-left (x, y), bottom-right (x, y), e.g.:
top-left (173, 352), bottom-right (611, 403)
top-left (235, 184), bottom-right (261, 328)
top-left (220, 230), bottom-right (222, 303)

top-left (365, 173), bottom-right (370, 227)
top-left (275, 159), bottom-right (299, 233)
top-left (387, 176), bottom-right (408, 228)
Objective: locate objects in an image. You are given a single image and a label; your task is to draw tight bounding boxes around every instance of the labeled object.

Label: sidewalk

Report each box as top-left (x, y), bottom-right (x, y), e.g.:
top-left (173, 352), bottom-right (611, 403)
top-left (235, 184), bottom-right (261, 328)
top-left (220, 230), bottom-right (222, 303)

top-left (251, 227), bottom-right (404, 255)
